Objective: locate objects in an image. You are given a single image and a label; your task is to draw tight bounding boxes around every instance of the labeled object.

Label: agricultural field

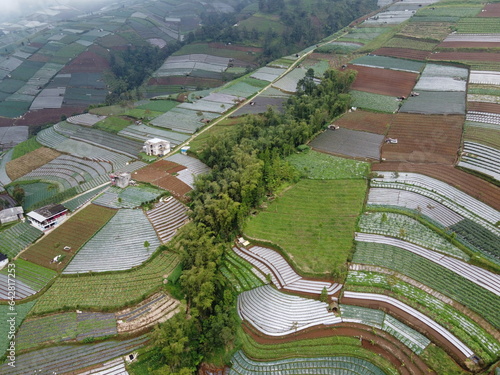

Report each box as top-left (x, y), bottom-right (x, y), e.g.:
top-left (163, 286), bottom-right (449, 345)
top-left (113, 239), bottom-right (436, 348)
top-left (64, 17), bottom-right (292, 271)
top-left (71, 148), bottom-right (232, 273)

top-left (5, 147), bottom-right (61, 181)
top-left (350, 55), bottom-right (425, 73)
top-left (0, 223), bottom-right (43, 259)
top-left (286, 150), bottom-right (369, 180)
top-left (133, 160), bottom-right (192, 199)
top-left (456, 18), bottom-right (500, 34)
top-left (245, 179), bottom-right (366, 275)
top-left (384, 36), bottom-right (438, 51)
top-left (20, 204), bottom-right (117, 271)
top-left (188, 117), bottom-right (242, 154)
top-left (398, 22), bottom-right (453, 41)
top-left (371, 162), bottom-right (500, 212)
top-left (372, 47), bottom-right (432, 61)
top-left (400, 91), bottom-right (466, 115)
top-left (464, 121), bottom-right (500, 150)
top-left (237, 13), bottom-right (285, 34)
top-left (0, 301), bottom-right (36, 358)
top-left (16, 311), bottom-right (117, 351)
top-left (11, 182), bottom-right (60, 211)
top-left (478, 3), bottom-right (500, 17)
top-left (334, 110), bottom-right (393, 135)
top-left (350, 90), bottom-right (401, 113)
top-left (221, 250), bottom-right (265, 293)
top-left (415, 5), bottom-right (482, 18)
top-left (381, 113), bottom-right (464, 164)
top-left (31, 251), bottom-right (179, 314)
top-left (310, 128), bottom-right (385, 160)
top-left (347, 64), bottom-right (418, 97)
top-left (358, 212), bottom-right (469, 260)
top-left (345, 271), bottom-right (500, 363)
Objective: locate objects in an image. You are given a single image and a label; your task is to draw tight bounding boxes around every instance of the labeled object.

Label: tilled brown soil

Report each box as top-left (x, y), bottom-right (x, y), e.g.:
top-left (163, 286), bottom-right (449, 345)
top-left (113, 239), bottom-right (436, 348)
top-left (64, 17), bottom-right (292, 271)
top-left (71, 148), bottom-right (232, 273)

top-left (373, 47), bottom-right (432, 61)
top-left (467, 101), bottom-right (500, 114)
top-left (371, 162), bottom-right (500, 211)
top-left (348, 64), bottom-right (419, 98)
top-left (243, 321), bottom-right (435, 374)
top-left (335, 110), bottom-right (393, 135)
top-left (478, 3), bottom-right (500, 17)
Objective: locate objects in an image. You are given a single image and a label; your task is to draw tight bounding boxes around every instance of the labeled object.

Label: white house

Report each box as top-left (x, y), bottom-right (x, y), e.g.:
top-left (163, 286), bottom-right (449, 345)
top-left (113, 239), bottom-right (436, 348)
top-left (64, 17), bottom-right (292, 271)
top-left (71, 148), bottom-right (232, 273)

top-left (27, 204), bottom-right (68, 231)
top-left (143, 138), bottom-right (171, 157)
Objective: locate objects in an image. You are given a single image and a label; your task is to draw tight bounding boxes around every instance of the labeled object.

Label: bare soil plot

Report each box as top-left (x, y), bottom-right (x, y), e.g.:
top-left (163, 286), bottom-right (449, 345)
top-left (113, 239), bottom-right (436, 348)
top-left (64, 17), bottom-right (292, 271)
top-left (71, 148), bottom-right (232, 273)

top-left (348, 64), bottom-right (418, 97)
top-left (133, 160), bottom-right (192, 199)
top-left (148, 76), bottom-right (224, 89)
top-left (381, 114), bottom-right (464, 164)
top-left (20, 204), bottom-right (117, 271)
top-left (6, 147), bottom-right (61, 180)
top-left (467, 102), bottom-right (500, 114)
top-left (60, 49), bottom-right (110, 74)
top-left (310, 128), bottom-right (384, 160)
top-left (398, 22), bottom-right (453, 41)
top-left (14, 107), bottom-right (86, 128)
top-left (334, 111), bottom-right (393, 135)
top-left (372, 47), bottom-right (432, 61)
top-left (478, 3), bottom-right (500, 17)
top-left (371, 162), bottom-right (500, 211)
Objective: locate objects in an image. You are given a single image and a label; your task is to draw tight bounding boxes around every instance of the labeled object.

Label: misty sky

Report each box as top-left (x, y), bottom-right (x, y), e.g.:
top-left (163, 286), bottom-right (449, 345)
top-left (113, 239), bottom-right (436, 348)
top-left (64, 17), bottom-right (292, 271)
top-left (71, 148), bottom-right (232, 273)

top-left (0, 0), bottom-right (112, 22)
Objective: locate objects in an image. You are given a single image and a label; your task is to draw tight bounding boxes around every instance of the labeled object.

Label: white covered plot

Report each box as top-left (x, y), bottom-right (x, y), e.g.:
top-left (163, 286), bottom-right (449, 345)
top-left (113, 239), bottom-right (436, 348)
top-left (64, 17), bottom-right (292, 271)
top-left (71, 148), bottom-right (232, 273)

top-left (466, 111), bottom-right (500, 126)
top-left (234, 245), bottom-right (342, 296)
top-left (251, 66), bottom-right (287, 82)
top-left (165, 153), bottom-right (210, 188)
top-left (272, 67), bottom-right (308, 93)
top-left (63, 209), bottom-right (160, 274)
top-left (414, 76), bottom-right (466, 92)
top-left (355, 233), bottom-right (500, 296)
top-left (237, 285), bottom-right (341, 336)
top-left (371, 171), bottom-right (500, 226)
top-left (420, 64), bottom-right (468, 79)
top-left (469, 71), bottom-right (500, 85)
top-left (367, 187), bottom-right (463, 227)
top-left (146, 197), bottom-right (189, 243)
top-left (459, 141), bottom-right (500, 181)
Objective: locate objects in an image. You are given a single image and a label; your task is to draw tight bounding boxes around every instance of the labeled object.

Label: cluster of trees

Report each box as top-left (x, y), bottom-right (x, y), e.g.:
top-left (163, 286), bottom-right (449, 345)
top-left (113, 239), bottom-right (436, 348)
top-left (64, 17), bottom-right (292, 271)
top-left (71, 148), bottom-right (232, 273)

top-left (106, 43), bottom-right (181, 104)
top-left (149, 68), bottom-right (356, 374)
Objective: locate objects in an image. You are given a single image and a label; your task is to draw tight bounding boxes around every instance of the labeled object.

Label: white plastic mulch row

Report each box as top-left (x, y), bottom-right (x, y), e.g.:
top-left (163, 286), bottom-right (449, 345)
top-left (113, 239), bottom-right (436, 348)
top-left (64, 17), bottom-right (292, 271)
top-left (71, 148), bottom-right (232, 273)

top-left (355, 233), bottom-right (500, 296)
top-left (371, 172), bottom-right (500, 226)
top-left (459, 141), bottom-right (500, 181)
top-left (469, 71), bottom-right (500, 85)
top-left (63, 209), bottom-right (160, 274)
top-left (237, 285), bottom-right (341, 336)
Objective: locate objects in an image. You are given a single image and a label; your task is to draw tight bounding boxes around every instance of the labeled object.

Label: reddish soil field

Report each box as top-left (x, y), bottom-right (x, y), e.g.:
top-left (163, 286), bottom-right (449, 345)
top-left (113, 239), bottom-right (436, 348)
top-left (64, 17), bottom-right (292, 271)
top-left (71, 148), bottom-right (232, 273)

top-left (372, 47), bottom-right (432, 61)
top-left (20, 204), bottom-right (117, 271)
top-left (243, 322), bottom-right (435, 374)
top-left (60, 50), bottom-right (110, 73)
top-left (335, 110), bottom-right (393, 135)
top-left (347, 64), bottom-right (418, 97)
top-left (133, 160), bottom-right (192, 199)
top-left (148, 76), bottom-right (223, 88)
top-left (438, 41), bottom-right (500, 48)
top-left (371, 162), bottom-right (500, 211)
top-left (478, 3), bottom-right (500, 17)
top-left (467, 101), bottom-right (500, 114)
top-left (14, 107), bottom-right (86, 128)
top-left (28, 53), bottom-right (50, 62)
top-left (430, 52), bottom-right (500, 62)
top-left (382, 114), bottom-right (464, 165)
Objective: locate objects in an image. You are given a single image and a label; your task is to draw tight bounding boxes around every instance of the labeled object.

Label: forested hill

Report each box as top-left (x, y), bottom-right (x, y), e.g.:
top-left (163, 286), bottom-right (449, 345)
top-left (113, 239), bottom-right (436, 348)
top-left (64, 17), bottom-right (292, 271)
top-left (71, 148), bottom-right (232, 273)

top-left (194, 0), bottom-right (378, 62)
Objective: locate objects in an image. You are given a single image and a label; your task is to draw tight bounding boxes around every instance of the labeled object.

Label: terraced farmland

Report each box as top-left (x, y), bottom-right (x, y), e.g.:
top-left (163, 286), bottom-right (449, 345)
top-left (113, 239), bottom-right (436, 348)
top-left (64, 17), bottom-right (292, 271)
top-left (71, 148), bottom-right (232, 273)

top-left (31, 251), bottom-right (179, 314)
top-left (245, 179), bottom-right (366, 275)
top-left (20, 204), bottom-right (117, 271)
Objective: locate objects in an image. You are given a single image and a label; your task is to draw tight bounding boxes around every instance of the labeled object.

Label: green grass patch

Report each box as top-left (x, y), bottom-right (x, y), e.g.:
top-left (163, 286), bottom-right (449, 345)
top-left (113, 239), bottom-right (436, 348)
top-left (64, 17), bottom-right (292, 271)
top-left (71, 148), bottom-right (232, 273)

top-left (237, 13), bottom-right (285, 34)
top-left (94, 116), bottom-right (133, 133)
top-left (122, 108), bottom-right (163, 120)
top-left (464, 122), bottom-right (500, 150)
top-left (137, 99), bottom-right (179, 112)
top-left (384, 36), bottom-right (437, 51)
top-left (415, 5), bottom-right (482, 18)
top-left (286, 149), bottom-right (369, 179)
top-left (189, 117), bottom-right (242, 154)
top-left (11, 138), bottom-right (42, 160)
top-left (350, 91), bottom-right (400, 113)
top-left (420, 344), bottom-right (469, 375)
top-left (245, 179), bottom-right (366, 276)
